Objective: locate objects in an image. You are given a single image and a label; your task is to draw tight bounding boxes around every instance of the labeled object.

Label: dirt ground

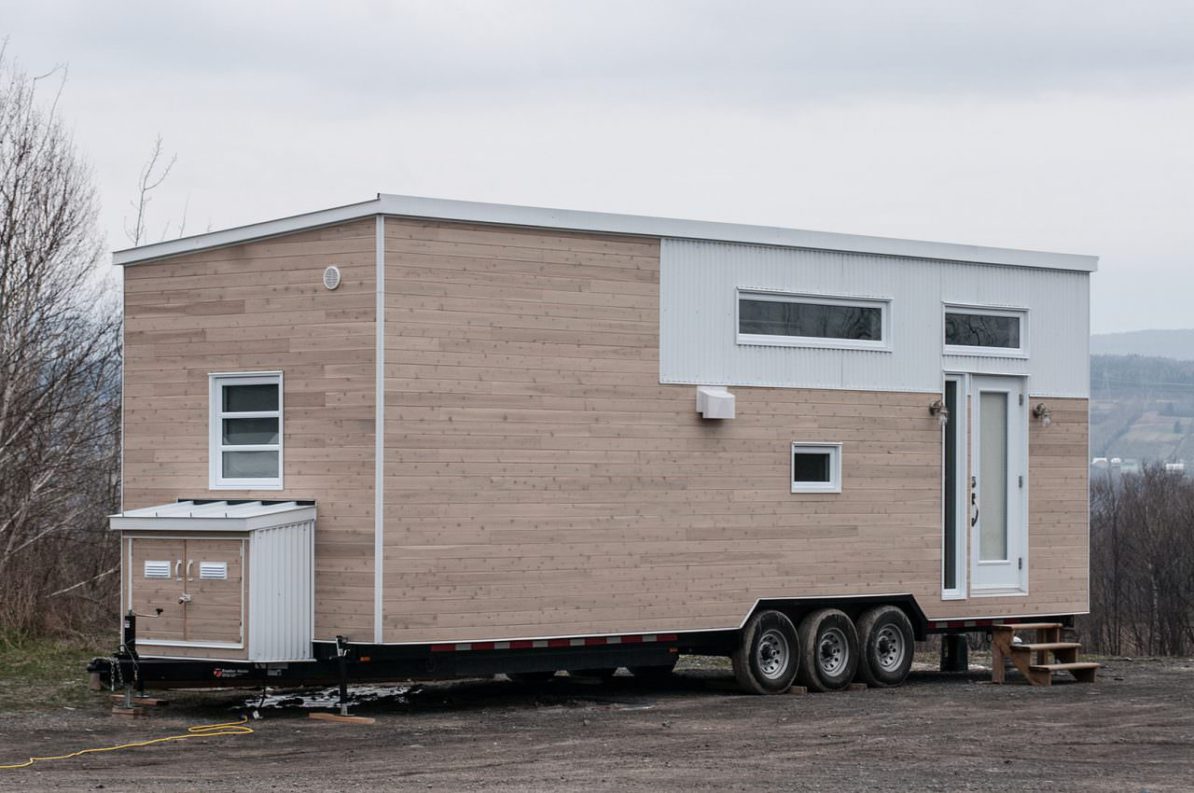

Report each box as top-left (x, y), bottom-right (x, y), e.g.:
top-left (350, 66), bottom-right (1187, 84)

top-left (1, 656), bottom-right (1191, 792)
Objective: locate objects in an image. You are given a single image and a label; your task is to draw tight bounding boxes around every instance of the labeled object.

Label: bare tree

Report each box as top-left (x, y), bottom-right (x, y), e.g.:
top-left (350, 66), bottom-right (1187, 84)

top-left (0, 49), bottom-right (121, 634)
top-left (1085, 465), bottom-right (1194, 656)
top-left (124, 134), bottom-right (177, 245)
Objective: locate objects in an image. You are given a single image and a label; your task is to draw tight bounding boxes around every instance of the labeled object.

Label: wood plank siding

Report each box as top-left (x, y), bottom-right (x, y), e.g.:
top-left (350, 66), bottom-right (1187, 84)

top-left (121, 219), bottom-right (377, 641)
top-left (121, 214), bottom-right (1088, 650)
top-left (382, 219), bottom-right (1088, 643)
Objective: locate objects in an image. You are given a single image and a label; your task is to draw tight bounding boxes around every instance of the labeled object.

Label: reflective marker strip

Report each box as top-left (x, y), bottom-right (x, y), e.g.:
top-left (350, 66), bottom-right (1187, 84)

top-left (430, 633), bottom-right (678, 652)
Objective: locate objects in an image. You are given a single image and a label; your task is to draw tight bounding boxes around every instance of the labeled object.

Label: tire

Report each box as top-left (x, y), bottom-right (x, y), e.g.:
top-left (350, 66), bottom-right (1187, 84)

top-left (629, 658), bottom-right (678, 682)
top-left (796, 609), bottom-right (860, 692)
top-left (855, 605), bottom-right (914, 687)
top-left (506, 671), bottom-right (556, 684)
top-left (731, 610), bottom-right (800, 694)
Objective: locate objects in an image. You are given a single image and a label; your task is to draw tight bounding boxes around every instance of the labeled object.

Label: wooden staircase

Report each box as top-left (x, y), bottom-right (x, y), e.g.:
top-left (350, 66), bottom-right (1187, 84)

top-left (991, 623), bottom-right (1099, 686)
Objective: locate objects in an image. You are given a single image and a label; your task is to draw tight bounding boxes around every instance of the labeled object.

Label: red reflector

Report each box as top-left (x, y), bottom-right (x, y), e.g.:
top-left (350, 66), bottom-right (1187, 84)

top-left (547, 639), bottom-right (570, 648)
top-left (430, 644), bottom-right (455, 652)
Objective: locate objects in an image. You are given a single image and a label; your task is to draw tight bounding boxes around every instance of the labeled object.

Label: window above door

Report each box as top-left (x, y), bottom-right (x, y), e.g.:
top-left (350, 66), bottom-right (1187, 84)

top-left (943, 304), bottom-right (1027, 358)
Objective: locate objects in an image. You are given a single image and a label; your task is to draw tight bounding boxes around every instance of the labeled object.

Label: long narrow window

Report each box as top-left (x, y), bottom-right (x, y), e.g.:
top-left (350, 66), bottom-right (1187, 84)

top-left (209, 373), bottom-right (283, 490)
top-left (738, 291), bottom-right (889, 350)
top-left (944, 306), bottom-right (1026, 356)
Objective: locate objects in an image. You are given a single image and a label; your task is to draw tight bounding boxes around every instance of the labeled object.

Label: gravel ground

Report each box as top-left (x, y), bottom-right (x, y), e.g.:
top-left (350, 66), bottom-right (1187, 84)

top-left (1, 657), bottom-right (1191, 792)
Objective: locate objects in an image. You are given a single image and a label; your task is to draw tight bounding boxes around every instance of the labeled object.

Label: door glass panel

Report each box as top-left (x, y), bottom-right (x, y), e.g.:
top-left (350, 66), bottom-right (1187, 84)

top-left (943, 381), bottom-right (958, 589)
top-left (979, 391), bottom-right (1009, 561)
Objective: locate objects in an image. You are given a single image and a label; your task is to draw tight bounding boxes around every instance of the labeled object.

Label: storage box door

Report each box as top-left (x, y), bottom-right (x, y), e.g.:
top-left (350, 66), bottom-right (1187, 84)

top-left (128, 537), bottom-right (186, 642)
top-left (183, 539), bottom-right (245, 645)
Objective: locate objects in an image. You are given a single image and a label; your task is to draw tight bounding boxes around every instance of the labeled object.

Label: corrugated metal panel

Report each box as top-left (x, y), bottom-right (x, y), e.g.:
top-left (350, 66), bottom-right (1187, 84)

top-left (248, 519), bottom-right (314, 662)
top-left (661, 239), bottom-right (1090, 397)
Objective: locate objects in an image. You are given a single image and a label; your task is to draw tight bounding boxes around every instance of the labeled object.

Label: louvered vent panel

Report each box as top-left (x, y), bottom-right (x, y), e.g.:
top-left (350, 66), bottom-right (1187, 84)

top-left (144, 560), bottom-right (171, 579)
top-left (199, 561), bottom-right (228, 580)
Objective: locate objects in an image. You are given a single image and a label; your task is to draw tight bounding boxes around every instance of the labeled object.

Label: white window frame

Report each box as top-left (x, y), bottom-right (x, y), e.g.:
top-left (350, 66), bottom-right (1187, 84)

top-left (942, 303), bottom-right (1028, 359)
top-left (736, 289), bottom-right (892, 352)
top-left (791, 442), bottom-right (843, 494)
top-left (209, 371), bottom-right (284, 490)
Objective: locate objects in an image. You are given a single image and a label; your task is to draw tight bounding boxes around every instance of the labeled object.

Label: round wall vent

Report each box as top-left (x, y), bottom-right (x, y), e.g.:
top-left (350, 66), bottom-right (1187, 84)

top-left (322, 265), bottom-right (342, 290)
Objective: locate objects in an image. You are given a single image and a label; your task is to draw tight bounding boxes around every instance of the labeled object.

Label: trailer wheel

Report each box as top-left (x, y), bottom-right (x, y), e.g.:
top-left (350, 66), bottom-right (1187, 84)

top-left (731, 610), bottom-right (800, 694)
top-left (796, 609), bottom-right (859, 692)
top-left (506, 671), bottom-right (556, 684)
top-left (855, 605), bottom-right (914, 687)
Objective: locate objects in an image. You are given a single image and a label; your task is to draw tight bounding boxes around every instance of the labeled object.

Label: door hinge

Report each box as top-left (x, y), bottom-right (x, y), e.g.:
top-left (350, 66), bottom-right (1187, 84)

top-left (1018, 474), bottom-right (1024, 488)
top-left (1018, 393), bottom-right (1024, 406)
top-left (1018, 557), bottom-right (1023, 570)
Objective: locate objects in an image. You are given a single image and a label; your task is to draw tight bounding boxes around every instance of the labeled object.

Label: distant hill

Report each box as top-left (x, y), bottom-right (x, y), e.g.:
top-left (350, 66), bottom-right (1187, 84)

top-left (1091, 330), bottom-right (1194, 360)
top-left (1090, 354), bottom-right (1194, 462)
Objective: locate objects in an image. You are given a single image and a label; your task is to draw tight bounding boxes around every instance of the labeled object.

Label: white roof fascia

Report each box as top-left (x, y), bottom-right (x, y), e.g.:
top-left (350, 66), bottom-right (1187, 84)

top-left (112, 193), bottom-right (1099, 273)
top-left (109, 500), bottom-right (316, 532)
top-left (111, 198), bottom-right (384, 266)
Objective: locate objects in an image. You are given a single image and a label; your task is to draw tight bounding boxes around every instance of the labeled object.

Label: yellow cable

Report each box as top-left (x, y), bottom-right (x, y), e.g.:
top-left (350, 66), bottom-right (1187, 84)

top-left (0, 716), bottom-right (254, 770)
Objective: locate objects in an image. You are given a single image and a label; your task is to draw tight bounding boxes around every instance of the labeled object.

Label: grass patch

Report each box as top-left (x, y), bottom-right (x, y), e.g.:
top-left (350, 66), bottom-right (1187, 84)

top-left (0, 632), bottom-right (113, 712)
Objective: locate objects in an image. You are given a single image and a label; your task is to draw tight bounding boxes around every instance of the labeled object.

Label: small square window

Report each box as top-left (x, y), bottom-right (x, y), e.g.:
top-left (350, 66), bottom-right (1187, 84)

top-left (791, 443), bottom-right (842, 493)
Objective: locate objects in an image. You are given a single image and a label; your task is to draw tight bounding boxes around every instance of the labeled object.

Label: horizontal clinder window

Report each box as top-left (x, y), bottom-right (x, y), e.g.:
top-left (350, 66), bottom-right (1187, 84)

top-left (943, 305), bottom-right (1027, 356)
top-left (737, 290), bottom-right (890, 350)
top-left (209, 372), bottom-right (283, 490)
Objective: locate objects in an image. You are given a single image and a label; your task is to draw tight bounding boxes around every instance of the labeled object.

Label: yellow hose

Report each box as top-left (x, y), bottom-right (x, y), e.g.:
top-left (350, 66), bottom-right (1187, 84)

top-left (0, 716), bottom-right (254, 770)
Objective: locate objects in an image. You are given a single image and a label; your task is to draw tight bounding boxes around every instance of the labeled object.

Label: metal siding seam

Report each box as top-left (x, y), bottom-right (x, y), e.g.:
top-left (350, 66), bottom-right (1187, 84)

top-left (374, 215), bottom-right (385, 644)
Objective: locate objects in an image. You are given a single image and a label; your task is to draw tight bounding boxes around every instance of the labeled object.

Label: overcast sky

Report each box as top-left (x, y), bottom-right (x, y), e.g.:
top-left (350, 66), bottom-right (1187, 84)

top-left (6, 1), bottom-right (1193, 333)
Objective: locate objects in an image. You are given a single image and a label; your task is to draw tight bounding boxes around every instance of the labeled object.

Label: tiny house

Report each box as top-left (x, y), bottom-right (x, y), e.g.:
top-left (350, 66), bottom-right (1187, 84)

top-left (101, 195), bottom-right (1096, 694)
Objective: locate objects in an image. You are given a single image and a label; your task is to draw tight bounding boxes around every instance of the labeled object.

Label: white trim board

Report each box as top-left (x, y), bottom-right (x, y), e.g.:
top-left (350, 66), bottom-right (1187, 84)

top-left (112, 194), bottom-right (1098, 272)
top-left (373, 215), bottom-right (385, 644)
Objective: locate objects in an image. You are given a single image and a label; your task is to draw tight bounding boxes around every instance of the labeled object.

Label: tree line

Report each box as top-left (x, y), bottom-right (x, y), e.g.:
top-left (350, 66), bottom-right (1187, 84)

top-left (1084, 464), bottom-right (1194, 656)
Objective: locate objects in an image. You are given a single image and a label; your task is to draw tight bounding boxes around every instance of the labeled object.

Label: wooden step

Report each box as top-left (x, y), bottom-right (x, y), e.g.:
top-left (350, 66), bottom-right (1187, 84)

top-left (1029, 662), bottom-right (1100, 672)
top-left (1010, 642), bottom-right (1082, 652)
top-left (993, 622), bottom-right (1063, 631)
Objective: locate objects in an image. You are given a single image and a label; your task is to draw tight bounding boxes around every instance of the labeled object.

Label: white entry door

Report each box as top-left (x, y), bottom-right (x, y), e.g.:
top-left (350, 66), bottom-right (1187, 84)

top-left (970, 375), bottom-right (1027, 593)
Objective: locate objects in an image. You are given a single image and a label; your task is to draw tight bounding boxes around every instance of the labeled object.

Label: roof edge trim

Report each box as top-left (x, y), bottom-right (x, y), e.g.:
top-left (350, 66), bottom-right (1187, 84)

top-left (112, 193), bottom-right (1099, 272)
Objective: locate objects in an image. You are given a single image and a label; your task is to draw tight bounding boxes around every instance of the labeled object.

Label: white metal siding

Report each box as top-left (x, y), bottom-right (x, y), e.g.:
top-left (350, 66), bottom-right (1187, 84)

top-left (248, 519), bottom-right (314, 661)
top-left (661, 239), bottom-right (1090, 397)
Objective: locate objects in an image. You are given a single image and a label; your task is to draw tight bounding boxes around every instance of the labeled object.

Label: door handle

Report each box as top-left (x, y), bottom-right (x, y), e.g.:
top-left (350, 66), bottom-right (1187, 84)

top-left (970, 482), bottom-right (979, 527)
top-left (186, 559), bottom-right (193, 581)
top-left (175, 560), bottom-right (182, 579)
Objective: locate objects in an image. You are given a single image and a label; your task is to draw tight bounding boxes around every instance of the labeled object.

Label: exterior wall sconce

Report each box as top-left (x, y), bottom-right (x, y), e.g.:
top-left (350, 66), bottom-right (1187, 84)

top-left (1033, 402), bottom-right (1052, 427)
top-left (929, 398), bottom-right (949, 428)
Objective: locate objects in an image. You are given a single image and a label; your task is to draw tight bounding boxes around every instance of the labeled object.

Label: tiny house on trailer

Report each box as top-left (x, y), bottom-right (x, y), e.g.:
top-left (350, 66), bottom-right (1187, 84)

top-left (100, 195), bottom-right (1096, 694)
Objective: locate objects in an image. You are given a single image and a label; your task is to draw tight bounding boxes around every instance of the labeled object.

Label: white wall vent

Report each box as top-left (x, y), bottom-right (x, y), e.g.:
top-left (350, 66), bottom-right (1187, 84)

top-left (696, 386), bottom-right (735, 419)
top-left (322, 265), bottom-right (342, 290)
top-left (199, 561), bottom-right (228, 580)
top-left (144, 560), bottom-right (172, 579)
